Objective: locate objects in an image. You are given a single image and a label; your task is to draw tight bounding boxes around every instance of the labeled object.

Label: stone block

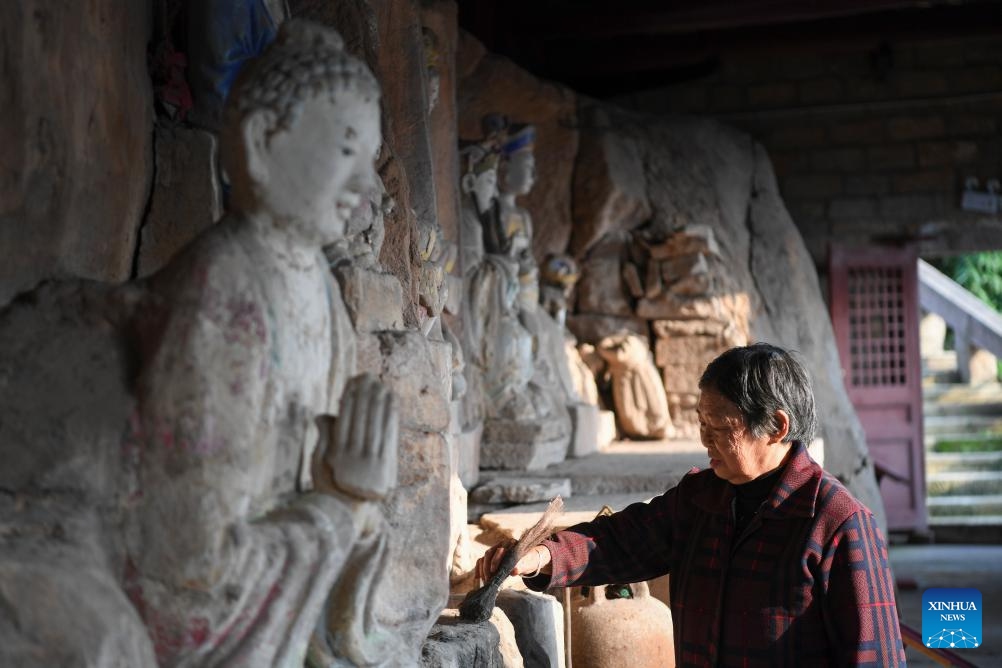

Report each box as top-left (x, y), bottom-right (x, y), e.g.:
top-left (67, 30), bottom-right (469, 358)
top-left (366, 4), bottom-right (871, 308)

top-left (357, 331), bottom-right (450, 433)
top-left (496, 589), bottom-right (565, 668)
top-left (598, 410), bottom-right (617, 449)
top-left (636, 293), bottom-right (724, 321)
top-left (947, 115), bottom-right (997, 136)
top-left (658, 254), bottom-right (707, 287)
top-left (810, 147), bottom-right (864, 172)
top-left (747, 82), bottom-right (797, 108)
top-left (867, 146), bottom-right (916, 171)
top-left (663, 362), bottom-right (707, 395)
top-left (566, 314), bottom-right (648, 345)
top-left (878, 194), bottom-right (945, 220)
top-left (918, 140), bottom-right (978, 167)
top-left (571, 105), bottom-right (652, 258)
top-left (470, 476), bottom-right (571, 504)
top-left (654, 335), bottom-right (725, 369)
top-left (830, 119), bottom-right (885, 145)
top-left (652, 319), bottom-right (728, 339)
top-left (709, 84), bottom-right (743, 111)
top-left (138, 126), bottom-right (220, 277)
top-left (335, 265), bottom-right (406, 332)
top-left (828, 197), bottom-right (877, 220)
top-left (891, 170), bottom-right (953, 194)
top-left (481, 417), bottom-right (570, 471)
top-left (768, 150), bottom-right (811, 177)
top-left (568, 402), bottom-right (601, 458)
top-left (895, 71), bottom-right (949, 97)
top-left (648, 225), bottom-right (719, 260)
top-left (845, 174), bottom-right (890, 196)
top-left (768, 126), bottom-right (827, 150)
top-left (421, 612), bottom-right (505, 668)
top-left (781, 174), bottom-right (842, 199)
top-left (799, 78), bottom-right (843, 104)
top-left (887, 116), bottom-right (945, 141)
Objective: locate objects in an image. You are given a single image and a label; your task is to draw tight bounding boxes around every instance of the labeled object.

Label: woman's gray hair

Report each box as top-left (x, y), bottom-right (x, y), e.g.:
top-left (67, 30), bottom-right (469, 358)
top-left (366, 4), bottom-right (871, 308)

top-left (698, 343), bottom-right (818, 444)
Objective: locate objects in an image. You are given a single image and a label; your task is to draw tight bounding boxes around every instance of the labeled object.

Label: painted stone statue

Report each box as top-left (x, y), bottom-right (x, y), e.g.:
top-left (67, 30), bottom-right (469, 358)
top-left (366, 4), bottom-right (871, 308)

top-left (457, 120), bottom-right (571, 469)
top-left (0, 20), bottom-right (403, 667)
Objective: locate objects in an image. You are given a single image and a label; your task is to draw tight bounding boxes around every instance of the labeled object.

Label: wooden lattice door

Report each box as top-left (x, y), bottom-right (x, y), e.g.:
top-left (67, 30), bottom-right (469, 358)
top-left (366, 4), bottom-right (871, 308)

top-left (829, 245), bottom-right (928, 534)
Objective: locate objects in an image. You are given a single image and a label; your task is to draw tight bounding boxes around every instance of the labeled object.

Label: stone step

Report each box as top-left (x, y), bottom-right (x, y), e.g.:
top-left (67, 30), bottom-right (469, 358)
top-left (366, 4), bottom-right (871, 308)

top-left (924, 368), bottom-right (963, 384)
top-left (927, 494), bottom-right (1002, 517)
top-left (923, 400), bottom-right (1002, 417)
top-left (923, 381), bottom-right (1002, 403)
top-left (929, 514), bottom-right (1002, 526)
top-left (926, 451), bottom-right (1002, 474)
top-left (517, 438), bottom-right (709, 496)
top-left (923, 415), bottom-right (1002, 437)
top-left (927, 471), bottom-right (1002, 496)
top-left (922, 350), bottom-right (958, 373)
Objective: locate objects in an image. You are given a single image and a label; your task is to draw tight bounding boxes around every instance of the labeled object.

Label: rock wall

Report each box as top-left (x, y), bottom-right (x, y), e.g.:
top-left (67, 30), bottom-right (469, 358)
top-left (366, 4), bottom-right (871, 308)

top-left (458, 34), bottom-right (886, 524)
top-left (0, 0), bottom-right (154, 305)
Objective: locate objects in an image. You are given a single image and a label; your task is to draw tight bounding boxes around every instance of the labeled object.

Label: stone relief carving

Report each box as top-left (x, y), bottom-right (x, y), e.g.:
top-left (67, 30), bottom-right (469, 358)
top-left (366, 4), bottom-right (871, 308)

top-left (0, 20), bottom-right (409, 667)
top-left (596, 332), bottom-right (674, 440)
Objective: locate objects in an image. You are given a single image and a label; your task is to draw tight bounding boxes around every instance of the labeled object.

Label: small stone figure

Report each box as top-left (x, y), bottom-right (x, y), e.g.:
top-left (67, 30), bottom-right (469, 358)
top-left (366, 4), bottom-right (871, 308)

top-left (540, 253), bottom-right (580, 327)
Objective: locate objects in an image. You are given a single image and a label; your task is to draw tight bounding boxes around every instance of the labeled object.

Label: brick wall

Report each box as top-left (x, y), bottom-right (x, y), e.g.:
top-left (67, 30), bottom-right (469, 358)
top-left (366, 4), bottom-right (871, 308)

top-left (617, 37), bottom-right (1002, 265)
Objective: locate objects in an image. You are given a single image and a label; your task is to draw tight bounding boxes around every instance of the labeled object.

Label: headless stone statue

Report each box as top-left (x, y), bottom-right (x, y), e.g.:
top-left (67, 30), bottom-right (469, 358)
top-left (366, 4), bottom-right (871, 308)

top-left (597, 333), bottom-right (674, 440)
top-left (0, 20), bottom-right (401, 667)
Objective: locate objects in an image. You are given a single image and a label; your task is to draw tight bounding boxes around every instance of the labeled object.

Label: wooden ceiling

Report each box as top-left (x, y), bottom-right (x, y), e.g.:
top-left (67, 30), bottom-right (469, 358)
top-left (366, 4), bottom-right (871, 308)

top-left (459, 0), bottom-right (1002, 97)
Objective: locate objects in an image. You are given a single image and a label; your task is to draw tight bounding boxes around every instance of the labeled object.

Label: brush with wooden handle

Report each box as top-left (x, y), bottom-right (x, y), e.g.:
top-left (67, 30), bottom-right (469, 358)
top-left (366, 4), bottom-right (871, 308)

top-left (459, 496), bottom-right (564, 623)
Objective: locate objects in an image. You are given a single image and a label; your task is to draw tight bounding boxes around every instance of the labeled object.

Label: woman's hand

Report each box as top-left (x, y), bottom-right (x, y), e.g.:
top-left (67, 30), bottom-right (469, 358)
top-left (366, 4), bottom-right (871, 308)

top-left (476, 544), bottom-right (552, 581)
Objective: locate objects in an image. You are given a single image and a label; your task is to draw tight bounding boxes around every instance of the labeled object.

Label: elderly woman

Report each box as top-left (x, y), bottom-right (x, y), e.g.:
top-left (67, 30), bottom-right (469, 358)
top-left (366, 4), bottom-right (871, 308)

top-left (478, 343), bottom-right (905, 667)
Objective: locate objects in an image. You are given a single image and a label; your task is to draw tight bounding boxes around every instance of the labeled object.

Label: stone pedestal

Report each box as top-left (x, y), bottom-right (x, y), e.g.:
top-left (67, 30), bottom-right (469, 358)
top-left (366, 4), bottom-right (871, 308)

top-left (421, 612), bottom-right (506, 668)
top-left (471, 476), bottom-right (571, 504)
top-left (598, 410), bottom-right (617, 448)
top-left (481, 417), bottom-right (570, 470)
top-left (568, 402), bottom-right (601, 458)
top-left (496, 589), bottom-right (566, 668)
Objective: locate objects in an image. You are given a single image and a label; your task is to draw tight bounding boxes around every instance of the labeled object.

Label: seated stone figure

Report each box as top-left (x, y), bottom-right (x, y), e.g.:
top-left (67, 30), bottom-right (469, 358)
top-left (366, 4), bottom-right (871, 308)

top-left (0, 20), bottom-right (400, 667)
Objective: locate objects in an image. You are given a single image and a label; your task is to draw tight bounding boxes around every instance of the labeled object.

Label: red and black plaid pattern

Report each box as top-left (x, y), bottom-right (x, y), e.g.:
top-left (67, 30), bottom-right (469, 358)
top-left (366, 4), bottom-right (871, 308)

top-left (530, 442), bottom-right (906, 667)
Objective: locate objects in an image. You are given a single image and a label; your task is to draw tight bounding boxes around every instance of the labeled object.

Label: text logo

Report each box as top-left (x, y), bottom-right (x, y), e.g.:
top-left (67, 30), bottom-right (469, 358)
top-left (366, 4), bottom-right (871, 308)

top-left (922, 588), bottom-right (982, 649)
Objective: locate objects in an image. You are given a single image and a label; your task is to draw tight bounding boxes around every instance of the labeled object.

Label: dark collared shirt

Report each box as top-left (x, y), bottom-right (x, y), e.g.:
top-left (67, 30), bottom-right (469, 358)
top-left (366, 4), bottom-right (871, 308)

top-left (528, 442), bottom-right (906, 667)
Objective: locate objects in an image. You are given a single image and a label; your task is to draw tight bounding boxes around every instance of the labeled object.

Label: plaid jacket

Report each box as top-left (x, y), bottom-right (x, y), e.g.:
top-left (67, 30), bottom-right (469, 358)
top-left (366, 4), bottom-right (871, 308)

top-left (529, 442), bottom-right (906, 667)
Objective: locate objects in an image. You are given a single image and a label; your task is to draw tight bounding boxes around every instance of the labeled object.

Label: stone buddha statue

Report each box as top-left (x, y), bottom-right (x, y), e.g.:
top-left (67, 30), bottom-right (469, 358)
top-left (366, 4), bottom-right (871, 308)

top-left (0, 20), bottom-right (402, 667)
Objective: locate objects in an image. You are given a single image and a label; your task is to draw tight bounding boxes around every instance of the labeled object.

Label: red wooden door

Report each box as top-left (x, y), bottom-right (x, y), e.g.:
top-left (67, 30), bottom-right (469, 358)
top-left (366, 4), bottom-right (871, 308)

top-left (829, 245), bottom-right (927, 534)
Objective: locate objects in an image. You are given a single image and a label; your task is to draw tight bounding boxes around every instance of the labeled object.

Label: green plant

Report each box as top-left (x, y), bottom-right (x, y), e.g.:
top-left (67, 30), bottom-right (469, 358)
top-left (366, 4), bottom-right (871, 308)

top-left (937, 252), bottom-right (1002, 379)
top-left (940, 252), bottom-right (1002, 312)
top-left (933, 438), bottom-right (1002, 453)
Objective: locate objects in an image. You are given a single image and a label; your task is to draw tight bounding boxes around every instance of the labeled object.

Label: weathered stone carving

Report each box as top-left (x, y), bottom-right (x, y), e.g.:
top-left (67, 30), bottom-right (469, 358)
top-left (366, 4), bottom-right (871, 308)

top-left (457, 119), bottom-right (571, 470)
top-left (596, 333), bottom-right (674, 439)
top-left (0, 20), bottom-right (409, 667)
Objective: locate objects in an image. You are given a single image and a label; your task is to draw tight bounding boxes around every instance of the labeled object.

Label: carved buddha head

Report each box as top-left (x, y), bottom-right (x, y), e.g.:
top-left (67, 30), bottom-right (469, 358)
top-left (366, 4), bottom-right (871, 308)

top-left (220, 20), bottom-right (382, 246)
